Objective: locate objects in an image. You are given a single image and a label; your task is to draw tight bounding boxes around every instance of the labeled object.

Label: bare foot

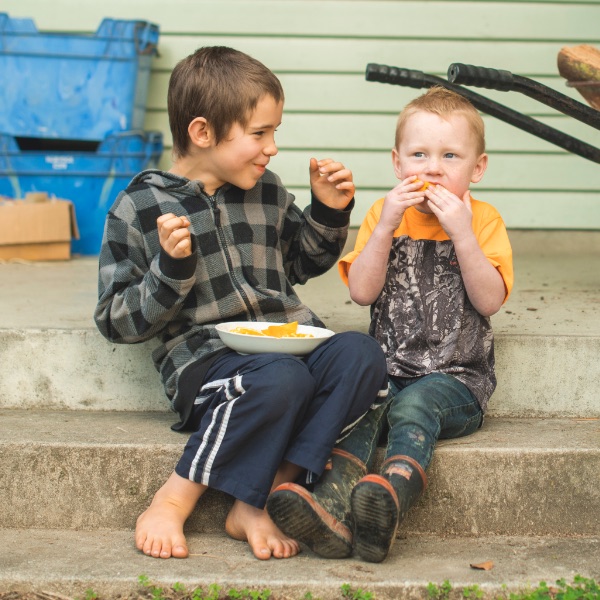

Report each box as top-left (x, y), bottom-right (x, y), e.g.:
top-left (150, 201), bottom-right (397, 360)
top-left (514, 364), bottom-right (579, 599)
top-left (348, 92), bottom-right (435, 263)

top-left (225, 499), bottom-right (300, 560)
top-left (135, 472), bottom-right (206, 559)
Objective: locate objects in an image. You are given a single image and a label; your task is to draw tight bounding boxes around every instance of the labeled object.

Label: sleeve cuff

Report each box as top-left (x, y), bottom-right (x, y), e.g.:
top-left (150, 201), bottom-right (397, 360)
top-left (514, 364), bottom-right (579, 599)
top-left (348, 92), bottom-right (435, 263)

top-left (159, 241), bottom-right (198, 280)
top-left (310, 193), bottom-right (354, 228)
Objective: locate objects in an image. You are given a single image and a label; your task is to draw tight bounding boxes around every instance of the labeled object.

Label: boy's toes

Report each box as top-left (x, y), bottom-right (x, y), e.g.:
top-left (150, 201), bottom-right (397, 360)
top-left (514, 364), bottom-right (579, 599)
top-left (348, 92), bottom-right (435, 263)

top-left (150, 538), bottom-right (167, 558)
top-left (270, 536), bottom-right (300, 559)
top-left (156, 537), bottom-right (188, 559)
top-left (138, 534), bottom-right (188, 559)
top-left (253, 544), bottom-right (273, 561)
top-left (135, 515), bottom-right (189, 558)
top-left (249, 534), bottom-right (299, 560)
top-left (170, 542), bottom-right (189, 558)
top-left (135, 532), bottom-right (147, 553)
top-left (138, 535), bottom-right (153, 556)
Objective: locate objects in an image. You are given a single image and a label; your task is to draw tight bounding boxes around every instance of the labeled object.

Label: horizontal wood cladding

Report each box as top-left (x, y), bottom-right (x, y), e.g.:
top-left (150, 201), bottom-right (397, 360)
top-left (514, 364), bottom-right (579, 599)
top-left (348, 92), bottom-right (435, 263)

top-left (2, 0), bottom-right (599, 228)
top-left (145, 111), bottom-right (600, 153)
top-left (5, 1), bottom-right (600, 41)
top-left (285, 189), bottom-right (600, 230)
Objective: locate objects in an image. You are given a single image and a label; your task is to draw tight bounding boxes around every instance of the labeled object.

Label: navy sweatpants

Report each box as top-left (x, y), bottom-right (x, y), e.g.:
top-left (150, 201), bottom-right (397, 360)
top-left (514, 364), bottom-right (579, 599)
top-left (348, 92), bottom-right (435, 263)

top-left (175, 331), bottom-right (388, 508)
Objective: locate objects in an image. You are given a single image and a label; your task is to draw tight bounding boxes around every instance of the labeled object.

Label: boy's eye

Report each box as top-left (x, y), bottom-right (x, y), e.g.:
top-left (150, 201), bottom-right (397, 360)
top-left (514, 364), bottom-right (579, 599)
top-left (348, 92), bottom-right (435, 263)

top-left (444, 152), bottom-right (456, 159)
top-left (414, 152), bottom-right (424, 158)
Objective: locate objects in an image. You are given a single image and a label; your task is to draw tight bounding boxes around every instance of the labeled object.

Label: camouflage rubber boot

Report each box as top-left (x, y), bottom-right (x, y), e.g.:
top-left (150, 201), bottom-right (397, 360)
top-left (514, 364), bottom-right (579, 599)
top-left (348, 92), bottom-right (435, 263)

top-left (266, 448), bottom-right (367, 558)
top-left (350, 455), bottom-right (427, 563)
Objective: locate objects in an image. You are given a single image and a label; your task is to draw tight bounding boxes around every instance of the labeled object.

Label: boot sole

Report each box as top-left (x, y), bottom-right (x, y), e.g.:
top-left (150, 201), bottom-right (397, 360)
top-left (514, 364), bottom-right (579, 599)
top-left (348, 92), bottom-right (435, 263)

top-left (351, 476), bottom-right (399, 563)
top-left (266, 484), bottom-right (352, 559)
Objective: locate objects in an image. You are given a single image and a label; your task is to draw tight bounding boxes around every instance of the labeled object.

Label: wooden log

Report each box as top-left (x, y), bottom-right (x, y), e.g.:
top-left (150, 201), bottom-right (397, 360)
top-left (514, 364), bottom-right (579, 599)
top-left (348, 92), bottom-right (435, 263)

top-left (557, 44), bottom-right (600, 111)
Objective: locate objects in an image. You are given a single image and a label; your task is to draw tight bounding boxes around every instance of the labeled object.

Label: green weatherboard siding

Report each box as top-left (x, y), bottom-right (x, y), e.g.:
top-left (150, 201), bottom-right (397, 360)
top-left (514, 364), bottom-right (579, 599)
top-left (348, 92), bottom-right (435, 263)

top-left (3, 0), bottom-right (599, 229)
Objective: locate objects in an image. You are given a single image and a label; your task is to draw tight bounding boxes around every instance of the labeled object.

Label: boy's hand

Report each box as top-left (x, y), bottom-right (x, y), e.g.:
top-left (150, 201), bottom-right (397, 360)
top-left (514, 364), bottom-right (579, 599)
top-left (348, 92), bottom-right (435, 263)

top-left (378, 176), bottom-right (426, 234)
top-left (309, 158), bottom-right (355, 210)
top-left (157, 213), bottom-right (192, 259)
top-left (425, 186), bottom-right (474, 243)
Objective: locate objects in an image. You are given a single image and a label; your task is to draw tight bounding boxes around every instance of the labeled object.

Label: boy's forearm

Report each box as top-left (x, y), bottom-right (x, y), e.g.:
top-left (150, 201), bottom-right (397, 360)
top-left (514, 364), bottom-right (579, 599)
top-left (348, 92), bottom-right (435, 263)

top-left (348, 225), bottom-right (393, 306)
top-left (95, 247), bottom-right (196, 343)
top-left (283, 204), bottom-right (348, 284)
top-left (95, 277), bottom-right (186, 343)
top-left (453, 235), bottom-right (506, 317)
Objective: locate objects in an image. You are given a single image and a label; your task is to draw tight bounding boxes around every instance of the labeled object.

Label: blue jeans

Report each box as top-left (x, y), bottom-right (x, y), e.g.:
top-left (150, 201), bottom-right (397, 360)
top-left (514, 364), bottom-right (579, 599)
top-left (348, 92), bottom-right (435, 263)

top-left (337, 372), bottom-right (483, 471)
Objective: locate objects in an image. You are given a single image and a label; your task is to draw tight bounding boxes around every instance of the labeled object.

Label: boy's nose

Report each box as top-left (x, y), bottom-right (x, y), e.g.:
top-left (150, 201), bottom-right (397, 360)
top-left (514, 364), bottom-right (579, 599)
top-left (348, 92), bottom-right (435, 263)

top-left (424, 158), bottom-right (442, 174)
top-left (264, 141), bottom-right (278, 157)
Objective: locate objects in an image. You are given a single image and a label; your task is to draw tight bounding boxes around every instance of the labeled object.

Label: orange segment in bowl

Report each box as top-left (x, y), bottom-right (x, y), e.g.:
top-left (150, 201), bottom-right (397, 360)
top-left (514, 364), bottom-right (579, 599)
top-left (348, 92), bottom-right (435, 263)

top-left (230, 326), bottom-right (264, 336)
top-left (230, 321), bottom-right (314, 338)
top-left (264, 322), bottom-right (299, 338)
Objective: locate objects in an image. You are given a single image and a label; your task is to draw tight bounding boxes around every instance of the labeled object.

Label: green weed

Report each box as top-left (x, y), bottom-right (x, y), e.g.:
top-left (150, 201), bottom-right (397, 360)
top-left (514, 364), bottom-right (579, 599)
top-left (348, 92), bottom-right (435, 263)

top-left (227, 588), bottom-right (271, 600)
top-left (64, 574), bottom-right (599, 600)
top-left (340, 582), bottom-right (374, 600)
top-left (428, 580), bottom-right (453, 600)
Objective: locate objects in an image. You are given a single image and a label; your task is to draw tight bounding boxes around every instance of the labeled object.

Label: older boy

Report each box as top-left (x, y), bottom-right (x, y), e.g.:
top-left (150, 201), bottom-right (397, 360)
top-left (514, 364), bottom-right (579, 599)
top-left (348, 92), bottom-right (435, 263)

top-left (94, 46), bottom-right (388, 561)
top-left (267, 86), bottom-right (513, 562)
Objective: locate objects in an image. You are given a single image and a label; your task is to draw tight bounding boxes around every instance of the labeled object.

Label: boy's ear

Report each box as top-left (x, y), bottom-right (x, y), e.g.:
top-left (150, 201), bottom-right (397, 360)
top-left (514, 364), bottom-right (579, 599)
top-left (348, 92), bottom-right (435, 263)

top-left (391, 148), bottom-right (402, 179)
top-left (471, 152), bottom-right (488, 183)
top-left (188, 117), bottom-right (212, 149)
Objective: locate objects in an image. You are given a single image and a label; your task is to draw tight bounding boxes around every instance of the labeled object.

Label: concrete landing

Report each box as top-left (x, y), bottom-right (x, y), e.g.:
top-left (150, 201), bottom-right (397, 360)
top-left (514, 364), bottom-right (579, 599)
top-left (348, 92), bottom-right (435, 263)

top-left (1, 230), bottom-right (599, 417)
top-left (1, 230), bottom-right (600, 336)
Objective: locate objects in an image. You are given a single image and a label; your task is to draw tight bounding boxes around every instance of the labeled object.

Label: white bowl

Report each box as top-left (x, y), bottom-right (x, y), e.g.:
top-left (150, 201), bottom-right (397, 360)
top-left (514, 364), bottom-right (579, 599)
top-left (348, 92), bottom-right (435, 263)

top-left (215, 321), bottom-right (335, 356)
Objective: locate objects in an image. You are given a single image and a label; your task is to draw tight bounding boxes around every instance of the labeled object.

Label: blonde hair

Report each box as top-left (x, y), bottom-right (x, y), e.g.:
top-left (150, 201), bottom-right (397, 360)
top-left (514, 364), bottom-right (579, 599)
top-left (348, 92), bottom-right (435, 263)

top-left (395, 86), bottom-right (485, 155)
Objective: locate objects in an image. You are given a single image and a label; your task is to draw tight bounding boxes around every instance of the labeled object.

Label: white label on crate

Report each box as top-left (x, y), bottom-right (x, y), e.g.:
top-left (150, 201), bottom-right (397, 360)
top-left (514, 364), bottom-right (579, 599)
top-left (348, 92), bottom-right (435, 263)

top-left (45, 156), bottom-right (75, 170)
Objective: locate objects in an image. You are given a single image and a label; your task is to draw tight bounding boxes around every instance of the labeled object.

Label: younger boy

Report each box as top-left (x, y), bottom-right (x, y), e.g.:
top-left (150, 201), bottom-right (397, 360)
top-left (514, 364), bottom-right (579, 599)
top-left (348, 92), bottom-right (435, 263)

top-left (267, 86), bottom-right (513, 562)
top-left (94, 46), bottom-right (388, 561)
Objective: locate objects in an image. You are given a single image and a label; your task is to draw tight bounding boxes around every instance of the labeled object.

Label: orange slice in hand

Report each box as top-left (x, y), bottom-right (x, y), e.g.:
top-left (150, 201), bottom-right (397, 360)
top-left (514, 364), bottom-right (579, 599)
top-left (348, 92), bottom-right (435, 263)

top-left (416, 179), bottom-right (430, 192)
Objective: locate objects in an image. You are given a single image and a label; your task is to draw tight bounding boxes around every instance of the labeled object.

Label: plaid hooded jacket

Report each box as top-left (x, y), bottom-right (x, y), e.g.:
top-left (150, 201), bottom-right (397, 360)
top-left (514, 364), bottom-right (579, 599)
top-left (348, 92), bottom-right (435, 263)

top-left (94, 169), bottom-right (352, 424)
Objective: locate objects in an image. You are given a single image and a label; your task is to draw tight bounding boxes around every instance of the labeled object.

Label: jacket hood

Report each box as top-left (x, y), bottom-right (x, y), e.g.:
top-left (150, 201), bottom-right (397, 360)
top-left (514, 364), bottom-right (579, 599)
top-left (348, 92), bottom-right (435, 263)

top-left (129, 169), bottom-right (223, 201)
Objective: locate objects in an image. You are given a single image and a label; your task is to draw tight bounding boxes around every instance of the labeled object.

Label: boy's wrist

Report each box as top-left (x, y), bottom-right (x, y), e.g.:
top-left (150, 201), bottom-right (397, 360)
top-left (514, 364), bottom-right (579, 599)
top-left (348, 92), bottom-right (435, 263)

top-left (159, 239), bottom-right (198, 280)
top-left (310, 193), bottom-right (354, 228)
top-left (449, 228), bottom-right (478, 250)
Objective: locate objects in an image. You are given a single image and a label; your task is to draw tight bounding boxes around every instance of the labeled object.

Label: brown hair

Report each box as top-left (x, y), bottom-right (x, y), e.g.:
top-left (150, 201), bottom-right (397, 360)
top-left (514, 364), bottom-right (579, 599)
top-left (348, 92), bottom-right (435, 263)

top-left (168, 46), bottom-right (285, 157)
top-left (395, 86), bottom-right (485, 155)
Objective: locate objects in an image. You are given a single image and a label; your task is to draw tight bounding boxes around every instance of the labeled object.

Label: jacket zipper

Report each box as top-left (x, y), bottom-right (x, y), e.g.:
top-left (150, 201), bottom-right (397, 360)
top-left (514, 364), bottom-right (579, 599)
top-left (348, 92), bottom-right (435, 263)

top-left (206, 192), bottom-right (257, 320)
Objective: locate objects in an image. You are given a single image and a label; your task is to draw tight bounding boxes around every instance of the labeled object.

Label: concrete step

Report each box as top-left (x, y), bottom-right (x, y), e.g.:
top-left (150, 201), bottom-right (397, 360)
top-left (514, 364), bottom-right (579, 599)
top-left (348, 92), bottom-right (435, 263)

top-left (2, 408), bottom-right (599, 537)
top-left (1, 528), bottom-right (599, 599)
top-left (1, 231), bottom-right (600, 417)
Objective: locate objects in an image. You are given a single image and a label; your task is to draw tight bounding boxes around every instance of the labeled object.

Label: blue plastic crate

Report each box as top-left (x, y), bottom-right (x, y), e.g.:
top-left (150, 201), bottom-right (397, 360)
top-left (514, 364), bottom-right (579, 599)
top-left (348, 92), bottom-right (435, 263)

top-left (0, 13), bottom-right (159, 141)
top-left (0, 131), bottom-right (163, 255)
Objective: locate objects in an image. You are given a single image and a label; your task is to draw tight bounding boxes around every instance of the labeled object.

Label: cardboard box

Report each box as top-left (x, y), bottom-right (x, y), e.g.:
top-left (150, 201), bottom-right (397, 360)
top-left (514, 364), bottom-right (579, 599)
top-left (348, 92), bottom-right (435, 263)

top-left (0, 193), bottom-right (79, 261)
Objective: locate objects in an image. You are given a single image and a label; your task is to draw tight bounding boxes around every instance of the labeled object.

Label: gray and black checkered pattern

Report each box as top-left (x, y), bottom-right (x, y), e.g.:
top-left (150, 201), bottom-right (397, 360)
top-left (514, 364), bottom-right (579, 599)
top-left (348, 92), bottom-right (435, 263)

top-left (94, 169), bottom-right (352, 413)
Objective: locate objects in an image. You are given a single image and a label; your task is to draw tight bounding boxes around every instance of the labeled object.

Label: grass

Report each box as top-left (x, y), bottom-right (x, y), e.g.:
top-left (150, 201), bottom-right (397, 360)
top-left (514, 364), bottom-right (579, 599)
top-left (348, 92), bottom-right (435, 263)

top-left (0, 575), bottom-right (598, 600)
top-left (427, 576), bottom-right (600, 600)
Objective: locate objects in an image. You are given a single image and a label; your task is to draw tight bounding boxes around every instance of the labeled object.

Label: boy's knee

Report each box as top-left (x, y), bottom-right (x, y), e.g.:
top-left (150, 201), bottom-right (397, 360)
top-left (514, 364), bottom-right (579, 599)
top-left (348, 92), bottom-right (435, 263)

top-left (259, 356), bottom-right (316, 408)
top-left (335, 331), bottom-right (387, 373)
top-left (333, 331), bottom-right (384, 359)
top-left (238, 358), bottom-right (314, 421)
